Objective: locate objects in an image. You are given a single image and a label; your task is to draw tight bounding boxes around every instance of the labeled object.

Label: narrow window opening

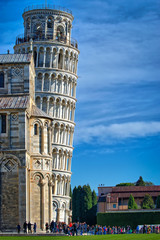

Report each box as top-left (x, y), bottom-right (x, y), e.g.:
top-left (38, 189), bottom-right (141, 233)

top-left (0, 114), bottom-right (6, 133)
top-left (34, 124), bottom-right (38, 135)
top-left (0, 72), bottom-right (4, 88)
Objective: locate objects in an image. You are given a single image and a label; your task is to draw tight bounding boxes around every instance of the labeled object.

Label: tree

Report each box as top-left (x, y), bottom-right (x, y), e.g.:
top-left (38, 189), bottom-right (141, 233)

top-left (91, 190), bottom-right (97, 225)
top-left (70, 186), bottom-right (72, 210)
top-left (72, 184), bottom-right (97, 224)
top-left (76, 185), bottom-right (83, 222)
top-left (116, 183), bottom-right (135, 187)
top-left (156, 195), bottom-right (160, 208)
top-left (145, 181), bottom-right (154, 186)
top-left (128, 194), bottom-right (138, 209)
top-left (72, 186), bottom-right (77, 222)
top-left (142, 194), bottom-right (154, 209)
top-left (81, 185), bottom-right (92, 223)
top-left (136, 176), bottom-right (145, 186)
top-left (92, 190), bottom-right (97, 207)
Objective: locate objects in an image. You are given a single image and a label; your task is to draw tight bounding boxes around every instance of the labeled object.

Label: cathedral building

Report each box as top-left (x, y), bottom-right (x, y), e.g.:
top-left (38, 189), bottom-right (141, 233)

top-left (0, 4), bottom-right (79, 230)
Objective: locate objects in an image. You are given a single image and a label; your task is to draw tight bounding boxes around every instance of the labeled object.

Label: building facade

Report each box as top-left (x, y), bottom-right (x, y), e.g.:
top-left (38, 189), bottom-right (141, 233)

top-left (0, 4), bottom-right (79, 230)
top-left (98, 186), bottom-right (160, 213)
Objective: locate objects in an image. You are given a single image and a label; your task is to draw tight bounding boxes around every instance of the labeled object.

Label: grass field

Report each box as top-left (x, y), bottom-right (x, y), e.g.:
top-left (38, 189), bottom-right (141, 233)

top-left (0, 234), bottom-right (160, 240)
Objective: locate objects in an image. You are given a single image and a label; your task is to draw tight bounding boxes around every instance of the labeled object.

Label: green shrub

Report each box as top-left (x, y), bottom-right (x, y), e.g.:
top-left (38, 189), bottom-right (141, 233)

top-left (128, 194), bottom-right (138, 209)
top-left (156, 195), bottom-right (160, 208)
top-left (142, 194), bottom-right (154, 209)
top-left (97, 211), bottom-right (160, 229)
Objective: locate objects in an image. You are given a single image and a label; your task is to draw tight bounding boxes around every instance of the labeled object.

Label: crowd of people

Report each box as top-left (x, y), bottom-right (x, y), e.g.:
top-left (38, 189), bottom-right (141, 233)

top-left (17, 221), bottom-right (160, 235)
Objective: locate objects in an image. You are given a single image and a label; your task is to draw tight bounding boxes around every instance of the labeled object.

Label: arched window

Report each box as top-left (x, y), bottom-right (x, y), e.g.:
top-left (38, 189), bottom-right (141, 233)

top-left (34, 22), bottom-right (43, 39)
top-left (57, 26), bottom-right (65, 42)
top-left (27, 18), bottom-right (31, 29)
top-left (58, 50), bottom-right (63, 69)
top-left (34, 124), bottom-right (38, 135)
top-left (0, 72), bottom-right (4, 88)
top-left (33, 48), bottom-right (37, 66)
top-left (47, 18), bottom-right (52, 28)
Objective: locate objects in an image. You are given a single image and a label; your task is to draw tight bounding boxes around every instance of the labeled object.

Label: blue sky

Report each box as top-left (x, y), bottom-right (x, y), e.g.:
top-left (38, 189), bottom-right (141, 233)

top-left (0, 0), bottom-right (160, 190)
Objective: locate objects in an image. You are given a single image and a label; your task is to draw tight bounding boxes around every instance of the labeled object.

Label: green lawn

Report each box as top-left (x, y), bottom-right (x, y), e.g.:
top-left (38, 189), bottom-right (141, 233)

top-left (0, 234), bottom-right (160, 240)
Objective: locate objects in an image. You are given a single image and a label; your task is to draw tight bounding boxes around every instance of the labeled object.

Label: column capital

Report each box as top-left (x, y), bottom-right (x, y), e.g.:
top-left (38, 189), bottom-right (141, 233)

top-left (40, 179), bottom-right (46, 186)
top-left (49, 180), bottom-right (54, 187)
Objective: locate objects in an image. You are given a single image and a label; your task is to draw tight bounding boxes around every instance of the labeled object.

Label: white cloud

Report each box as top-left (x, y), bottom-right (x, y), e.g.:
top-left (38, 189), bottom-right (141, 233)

top-left (74, 121), bottom-right (160, 144)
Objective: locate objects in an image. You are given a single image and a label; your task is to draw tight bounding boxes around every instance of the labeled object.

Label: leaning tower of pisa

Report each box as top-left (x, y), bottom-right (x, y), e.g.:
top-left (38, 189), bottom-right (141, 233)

top-left (14, 4), bottom-right (79, 223)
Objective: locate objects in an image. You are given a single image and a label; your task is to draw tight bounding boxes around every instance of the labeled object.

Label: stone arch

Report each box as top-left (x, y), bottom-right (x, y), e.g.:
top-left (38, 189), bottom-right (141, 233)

top-left (51, 73), bottom-right (56, 92)
top-left (38, 47), bottom-right (44, 67)
top-left (31, 172), bottom-right (44, 229)
top-left (53, 122), bottom-right (59, 143)
top-left (47, 16), bottom-right (53, 29)
top-left (49, 97), bottom-right (54, 116)
top-left (52, 48), bottom-right (57, 68)
top-left (33, 46), bottom-right (37, 66)
top-left (31, 119), bottom-right (43, 154)
top-left (43, 73), bottom-right (49, 92)
top-left (42, 97), bottom-right (47, 113)
top-left (57, 74), bottom-right (62, 93)
top-left (33, 172), bottom-right (44, 181)
top-left (63, 75), bottom-right (68, 95)
top-left (62, 99), bottom-right (67, 119)
top-left (58, 49), bottom-right (63, 69)
top-left (64, 50), bottom-right (69, 70)
top-left (45, 47), bottom-right (51, 68)
top-left (57, 25), bottom-right (65, 41)
top-left (26, 17), bottom-right (31, 30)
top-left (22, 48), bottom-right (25, 54)
top-left (35, 96), bottom-right (41, 109)
top-left (36, 72), bottom-right (43, 91)
top-left (53, 200), bottom-right (58, 222)
top-left (55, 98), bottom-right (61, 118)
top-left (33, 22), bottom-right (43, 39)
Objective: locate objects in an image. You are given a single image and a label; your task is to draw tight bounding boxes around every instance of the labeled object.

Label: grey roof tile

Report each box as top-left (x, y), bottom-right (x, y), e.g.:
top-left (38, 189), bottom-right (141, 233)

top-left (31, 105), bottom-right (52, 119)
top-left (0, 54), bottom-right (32, 64)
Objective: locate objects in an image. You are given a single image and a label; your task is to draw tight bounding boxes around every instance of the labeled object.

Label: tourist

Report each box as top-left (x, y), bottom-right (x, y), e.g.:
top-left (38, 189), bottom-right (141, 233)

top-left (45, 222), bottom-right (49, 233)
top-left (33, 222), bottom-right (37, 233)
top-left (23, 221), bottom-right (28, 233)
top-left (28, 221), bottom-right (32, 233)
top-left (17, 224), bottom-right (21, 233)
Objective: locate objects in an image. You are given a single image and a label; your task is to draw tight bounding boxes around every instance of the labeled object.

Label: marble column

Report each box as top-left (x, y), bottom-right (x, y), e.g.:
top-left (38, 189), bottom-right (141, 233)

top-left (73, 83), bottom-right (76, 98)
top-left (68, 157), bottom-right (71, 171)
top-left (36, 48), bottom-right (39, 67)
top-left (41, 179), bottom-right (46, 230)
top-left (49, 180), bottom-right (53, 223)
top-left (43, 50), bottom-right (46, 68)
top-left (50, 51), bottom-right (53, 68)
top-left (48, 127), bottom-right (52, 155)
top-left (41, 126), bottom-right (44, 154)
top-left (54, 178), bottom-right (57, 195)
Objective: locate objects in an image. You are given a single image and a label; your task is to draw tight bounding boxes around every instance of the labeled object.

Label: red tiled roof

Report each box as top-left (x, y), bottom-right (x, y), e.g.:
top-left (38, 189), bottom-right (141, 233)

top-left (112, 186), bottom-right (160, 193)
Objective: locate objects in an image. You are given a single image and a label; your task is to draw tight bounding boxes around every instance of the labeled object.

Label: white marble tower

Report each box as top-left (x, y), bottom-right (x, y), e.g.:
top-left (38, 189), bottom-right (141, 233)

top-left (14, 4), bottom-right (79, 224)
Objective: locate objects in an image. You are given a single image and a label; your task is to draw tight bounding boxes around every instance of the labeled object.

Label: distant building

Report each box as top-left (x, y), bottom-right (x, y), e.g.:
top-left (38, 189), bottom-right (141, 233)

top-left (97, 186), bottom-right (160, 212)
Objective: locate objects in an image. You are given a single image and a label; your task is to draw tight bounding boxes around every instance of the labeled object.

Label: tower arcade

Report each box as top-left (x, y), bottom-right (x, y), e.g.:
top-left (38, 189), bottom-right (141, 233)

top-left (0, 4), bottom-right (79, 230)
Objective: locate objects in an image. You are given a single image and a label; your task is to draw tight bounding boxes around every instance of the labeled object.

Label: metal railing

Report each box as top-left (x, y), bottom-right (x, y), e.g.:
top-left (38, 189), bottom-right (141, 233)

top-left (24, 4), bottom-right (72, 15)
top-left (15, 33), bottom-right (78, 49)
